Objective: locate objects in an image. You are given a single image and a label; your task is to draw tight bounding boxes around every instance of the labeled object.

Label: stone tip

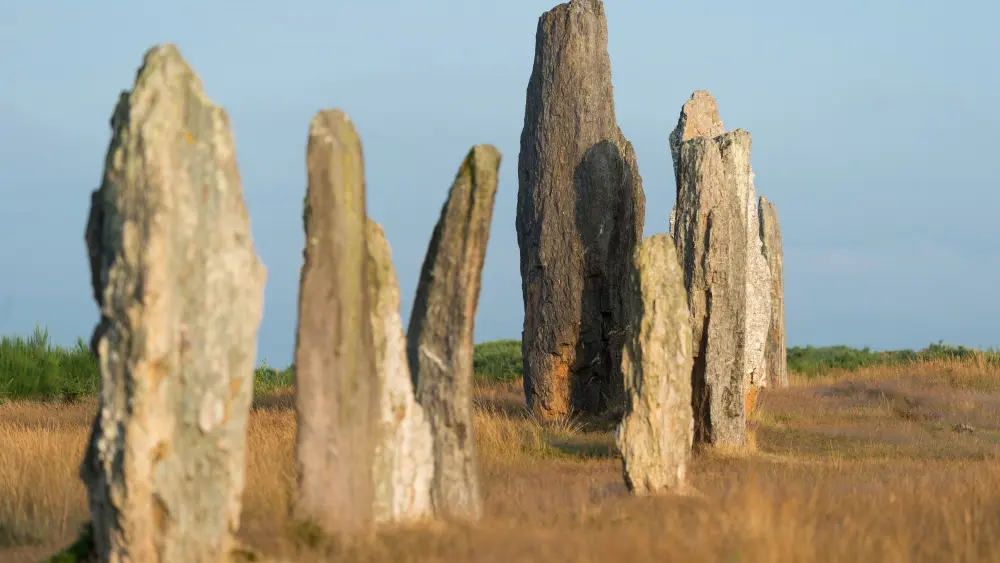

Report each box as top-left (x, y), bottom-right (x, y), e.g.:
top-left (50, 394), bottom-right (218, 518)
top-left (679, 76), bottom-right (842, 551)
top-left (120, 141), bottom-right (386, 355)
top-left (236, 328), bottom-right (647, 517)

top-left (543, 0), bottom-right (605, 21)
top-left (470, 144), bottom-right (502, 161)
top-left (130, 42), bottom-right (209, 107)
top-left (137, 43), bottom-right (194, 77)
top-left (142, 43), bottom-right (183, 62)
top-left (308, 109), bottom-right (359, 144)
top-left (460, 145), bottom-right (502, 178)
top-left (671, 90), bottom-right (726, 153)
top-left (688, 90), bottom-right (717, 102)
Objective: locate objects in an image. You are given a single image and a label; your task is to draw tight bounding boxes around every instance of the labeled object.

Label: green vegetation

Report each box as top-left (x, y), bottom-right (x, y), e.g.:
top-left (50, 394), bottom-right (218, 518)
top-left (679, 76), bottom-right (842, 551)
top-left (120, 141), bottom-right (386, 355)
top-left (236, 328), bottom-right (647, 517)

top-left (473, 339), bottom-right (522, 383)
top-left (44, 523), bottom-right (93, 563)
top-left (1, 326), bottom-right (996, 400)
top-left (787, 341), bottom-right (1000, 377)
top-left (0, 326), bottom-right (97, 402)
top-left (0, 324), bottom-right (295, 402)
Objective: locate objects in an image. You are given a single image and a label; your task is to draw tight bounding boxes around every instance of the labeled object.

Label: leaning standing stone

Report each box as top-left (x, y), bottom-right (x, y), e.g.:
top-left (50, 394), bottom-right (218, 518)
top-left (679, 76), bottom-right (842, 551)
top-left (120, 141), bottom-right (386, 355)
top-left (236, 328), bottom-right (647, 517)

top-left (672, 131), bottom-right (750, 448)
top-left (366, 219), bottom-right (434, 523)
top-left (294, 109), bottom-right (379, 535)
top-left (80, 44), bottom-right (266, 563)
top-left (517, 0), bottom-right (646, 420)
top-left (759, 196), bottom-right (788, 388)
top-left (616, 234), bottom-right (693, 495)
top-left (408, 145), bottom-right (501, 521)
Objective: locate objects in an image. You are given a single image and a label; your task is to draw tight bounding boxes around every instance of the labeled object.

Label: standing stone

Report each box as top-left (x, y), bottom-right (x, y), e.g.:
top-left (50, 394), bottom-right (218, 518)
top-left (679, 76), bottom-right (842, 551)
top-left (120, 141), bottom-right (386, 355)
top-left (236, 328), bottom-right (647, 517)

top-left (408, 145), bottom-right (501, 521)
top-left (759, 196), bottom-right (788, 388)
top-left (616, 234), bottom-right (693, 495)
top-left (80, 44), bottom-right (266, 563)
top-left (366, 219), bottom-right (434, 523)
top-left (517, 0), bottom-right (646, 420)
top-left (295, 109), bottom-right (378, 535)
top-left (668, 90), bottom-right (770, 418)
top-left (672, 131), bottom-right (750, 448)
top-left (743, 168), bottom-right (772, 396)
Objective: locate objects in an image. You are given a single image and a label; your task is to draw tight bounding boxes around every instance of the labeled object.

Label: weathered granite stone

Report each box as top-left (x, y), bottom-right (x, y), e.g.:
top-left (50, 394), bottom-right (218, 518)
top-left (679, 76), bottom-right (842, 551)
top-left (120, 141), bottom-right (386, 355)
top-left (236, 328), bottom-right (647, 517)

top-left (408, 145), bottom-right (501, 521)
top-left (366, 219), bottom-right (434, 523)
top-left (517, 0), bottom-right (646, 420)
top-left (668, 90), bottom-right (770, 411)
top-left (81, 44), bottom-right (267, 563)
top-left (672, 131), bottom-right (750, 448)
top-left (744, 166), bottom-right (772, 392)
top-left (295, 109), bottom-right (379, 535)
top-left (616, 234), bottom-right (693, 495)
top-left (759, 196), bottom-right (788, 388)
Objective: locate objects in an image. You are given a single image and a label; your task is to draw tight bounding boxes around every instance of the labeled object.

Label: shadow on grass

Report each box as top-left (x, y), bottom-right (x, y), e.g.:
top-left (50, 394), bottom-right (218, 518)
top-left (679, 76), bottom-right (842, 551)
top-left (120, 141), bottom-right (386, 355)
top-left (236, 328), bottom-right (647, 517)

top-left (545, 436), bottom-right (618, 460)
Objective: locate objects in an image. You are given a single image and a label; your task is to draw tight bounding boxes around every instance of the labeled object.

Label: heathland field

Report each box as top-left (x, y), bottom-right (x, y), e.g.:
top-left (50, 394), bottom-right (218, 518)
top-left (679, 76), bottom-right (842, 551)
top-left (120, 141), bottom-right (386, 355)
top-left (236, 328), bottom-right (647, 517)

top-left (3, 330), bottom-right (1000, 562)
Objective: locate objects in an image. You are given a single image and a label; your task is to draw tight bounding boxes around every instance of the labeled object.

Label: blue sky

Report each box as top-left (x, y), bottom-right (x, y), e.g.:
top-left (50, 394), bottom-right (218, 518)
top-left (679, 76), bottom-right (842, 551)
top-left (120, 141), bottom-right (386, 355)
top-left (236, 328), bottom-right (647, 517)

top-left (1, 1), bottom-right (998, 366)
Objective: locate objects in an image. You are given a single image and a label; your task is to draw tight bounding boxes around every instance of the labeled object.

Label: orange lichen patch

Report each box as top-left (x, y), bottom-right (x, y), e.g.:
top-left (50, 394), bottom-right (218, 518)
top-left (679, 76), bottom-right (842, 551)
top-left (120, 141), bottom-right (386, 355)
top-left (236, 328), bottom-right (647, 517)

top-left (145, 358), bottom-right (170, 391)
top-left (535, 355), bottom-right (572, 421)
top-left (745, 386), bottom-right (760, 418)
top-left (153, 494), bottom-right (169, 536)
top-left (228, 376), bottom-right (243, 403)
top-left (151, 440), bottom-right (170, 465)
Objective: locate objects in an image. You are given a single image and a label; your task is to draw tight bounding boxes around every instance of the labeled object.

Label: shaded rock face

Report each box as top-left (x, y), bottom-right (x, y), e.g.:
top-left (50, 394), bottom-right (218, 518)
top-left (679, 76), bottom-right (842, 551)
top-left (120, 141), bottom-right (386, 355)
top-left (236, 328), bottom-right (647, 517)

top-left (365, 219), bottom-right (434, 523)
top-left (295, 109), bottom-right (379, 535)
top-left (744, 168), bottom-right (772, 391)
top-left (81, 44), bottom-right (267, 563)
top-left (672, 131), bottom-right (750, 448)
top-left (759, 196), bottom-right (788, 388)
top-left (517, 0), bottom-right (646, 420)
top-left (408, 145), bottom-right (501, 521)
top-left (616, 234), bottom-right (693, 495)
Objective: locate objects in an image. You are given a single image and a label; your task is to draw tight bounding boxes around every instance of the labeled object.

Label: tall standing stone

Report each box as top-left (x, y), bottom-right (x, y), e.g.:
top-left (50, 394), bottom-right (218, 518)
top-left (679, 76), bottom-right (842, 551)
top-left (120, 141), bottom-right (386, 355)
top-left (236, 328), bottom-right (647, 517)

top-left (759, 196), bottom-right (788, 388)
top-left (80, 44), bottom-right (266, 562)
top-left (616, 234), bottom-right (693, 495)
top-left (366, 219), bottom-right (434, 523)
top-left (668, 91), bottom-right (771, 421)
top-left (743, 167), bottom-right (772, 399)
top-left (295, 109), bottom-right (378, 535)
top-left (517, 0), bottom-right (646, 420)
top-left (672, 131), bottom-right (750, 448)
top-left (408, 145), bottom-right (501, 521)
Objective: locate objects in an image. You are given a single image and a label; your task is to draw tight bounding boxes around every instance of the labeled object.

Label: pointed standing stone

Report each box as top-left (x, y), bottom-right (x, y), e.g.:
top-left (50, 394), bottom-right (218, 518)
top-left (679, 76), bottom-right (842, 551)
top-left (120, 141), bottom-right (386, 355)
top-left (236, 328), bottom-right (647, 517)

top-left (673, 131), bottom-right (750, 448)
top-left (616, 235), bottom-right (693, 495)
top-left (408, 145), bottom-right (501, 521)
top-left (668, 90), bottom-right (725, 188)
top-left (759, 196), bottom-right (788, 388)
top-left (366, 219), bottom-right (434, 523)
top-left (517, 0), bottom-right (646, 420)
top-left (294, 109), bottom-right (379, 535)
top-left (80, 44), bottom-right (266, 562)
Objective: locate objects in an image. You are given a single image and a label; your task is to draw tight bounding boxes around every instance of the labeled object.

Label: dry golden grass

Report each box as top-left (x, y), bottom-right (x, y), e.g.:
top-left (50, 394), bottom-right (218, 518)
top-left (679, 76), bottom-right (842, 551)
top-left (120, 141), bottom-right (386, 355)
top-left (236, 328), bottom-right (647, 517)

top-left (6, 359), bottom-right (1000, 562)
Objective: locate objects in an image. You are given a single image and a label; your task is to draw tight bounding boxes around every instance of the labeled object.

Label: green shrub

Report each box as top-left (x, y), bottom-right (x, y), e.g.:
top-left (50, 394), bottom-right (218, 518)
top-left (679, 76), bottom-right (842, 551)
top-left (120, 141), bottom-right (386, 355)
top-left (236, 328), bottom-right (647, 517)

top-left (473, 339), bottom-right (522, 382)
top-left (788, 341), bottom-right (1000, 378)
top-left (0, 325), bottom-right (98, 401)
